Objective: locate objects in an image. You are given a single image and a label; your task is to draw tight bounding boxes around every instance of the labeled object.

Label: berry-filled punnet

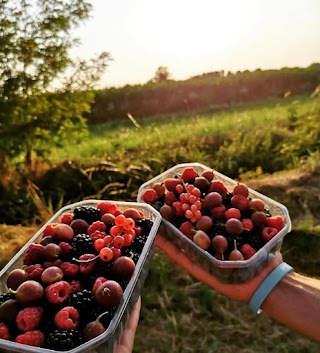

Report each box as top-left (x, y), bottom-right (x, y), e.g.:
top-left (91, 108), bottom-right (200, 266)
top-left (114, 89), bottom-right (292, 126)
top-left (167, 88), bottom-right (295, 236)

top-left (137, 163), bottom-right (291, 283)
top-left (0, 200), bottom-right (161, 353)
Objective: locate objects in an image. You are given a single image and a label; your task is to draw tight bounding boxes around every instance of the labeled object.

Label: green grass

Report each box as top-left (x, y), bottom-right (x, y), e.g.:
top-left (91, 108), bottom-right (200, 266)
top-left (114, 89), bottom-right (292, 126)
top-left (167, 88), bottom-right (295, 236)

top-left (47, 95), bottom-right (319, 170)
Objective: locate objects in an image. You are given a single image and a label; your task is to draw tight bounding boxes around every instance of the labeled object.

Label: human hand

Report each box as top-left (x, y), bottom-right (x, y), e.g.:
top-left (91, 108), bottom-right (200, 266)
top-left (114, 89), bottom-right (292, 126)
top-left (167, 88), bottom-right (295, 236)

top-left (155, 234), bottom-right (283, 303)
top-left (114, 296), bottom-right (141, 353)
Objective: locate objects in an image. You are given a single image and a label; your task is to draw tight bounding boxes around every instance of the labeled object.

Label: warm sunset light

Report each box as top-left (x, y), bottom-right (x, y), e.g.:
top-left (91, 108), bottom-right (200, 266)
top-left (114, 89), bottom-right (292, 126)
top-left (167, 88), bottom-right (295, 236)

top-left (57, 0), bottom-right (320, 87)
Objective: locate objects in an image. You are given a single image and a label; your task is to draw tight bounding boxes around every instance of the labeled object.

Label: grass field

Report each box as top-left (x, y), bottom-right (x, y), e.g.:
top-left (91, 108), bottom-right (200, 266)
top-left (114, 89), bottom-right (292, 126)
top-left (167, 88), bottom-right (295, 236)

top-left (3, 94), bottom-right (320, 352)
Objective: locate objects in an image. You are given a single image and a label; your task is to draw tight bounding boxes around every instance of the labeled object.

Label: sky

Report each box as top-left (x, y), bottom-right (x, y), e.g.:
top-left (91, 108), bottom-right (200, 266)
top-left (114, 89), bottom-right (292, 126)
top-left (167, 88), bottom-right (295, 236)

top-left (71, 0), bottom-right (320, 88)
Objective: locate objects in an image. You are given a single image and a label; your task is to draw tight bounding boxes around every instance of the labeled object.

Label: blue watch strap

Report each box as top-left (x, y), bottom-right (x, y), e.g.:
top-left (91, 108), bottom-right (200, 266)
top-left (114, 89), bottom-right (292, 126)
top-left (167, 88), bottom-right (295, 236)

top-left (248, 262), bottom-right (294, 314)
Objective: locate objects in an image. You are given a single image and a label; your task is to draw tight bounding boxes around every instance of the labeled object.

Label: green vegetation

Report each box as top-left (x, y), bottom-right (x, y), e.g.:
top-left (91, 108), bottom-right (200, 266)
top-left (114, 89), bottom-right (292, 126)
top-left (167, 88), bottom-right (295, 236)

top-left (0, 0), bottom-right (110, 171)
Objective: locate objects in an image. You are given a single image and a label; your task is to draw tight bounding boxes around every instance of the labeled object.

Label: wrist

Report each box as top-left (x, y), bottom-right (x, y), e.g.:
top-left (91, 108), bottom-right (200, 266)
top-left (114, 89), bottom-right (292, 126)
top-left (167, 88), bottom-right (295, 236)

top-left (248, 262), bottom-right (294, 314)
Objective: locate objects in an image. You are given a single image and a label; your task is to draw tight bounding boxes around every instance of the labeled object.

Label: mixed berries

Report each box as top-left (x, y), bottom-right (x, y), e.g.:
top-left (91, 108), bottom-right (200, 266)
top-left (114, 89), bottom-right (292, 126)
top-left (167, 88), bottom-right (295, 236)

top-left (0, 201), bottom-right (154, 350)
top-left (141, 166), bottom-right (286, 261)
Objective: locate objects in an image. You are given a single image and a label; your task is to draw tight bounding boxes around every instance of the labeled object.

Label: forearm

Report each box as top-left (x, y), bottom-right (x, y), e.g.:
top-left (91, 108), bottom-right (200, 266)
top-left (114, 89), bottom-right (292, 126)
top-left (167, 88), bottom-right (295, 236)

top-left (261, 272), bottom-right (320, 342)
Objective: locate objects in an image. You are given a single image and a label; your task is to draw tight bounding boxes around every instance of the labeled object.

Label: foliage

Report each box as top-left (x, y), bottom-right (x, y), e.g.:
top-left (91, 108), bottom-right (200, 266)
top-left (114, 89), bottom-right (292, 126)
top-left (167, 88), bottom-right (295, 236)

top-left (0, 0), bottom-right (111, 170)
top-left (89, 64), bottom-right (320, 124)
top-left (151, 66), bottom-right (172, 83)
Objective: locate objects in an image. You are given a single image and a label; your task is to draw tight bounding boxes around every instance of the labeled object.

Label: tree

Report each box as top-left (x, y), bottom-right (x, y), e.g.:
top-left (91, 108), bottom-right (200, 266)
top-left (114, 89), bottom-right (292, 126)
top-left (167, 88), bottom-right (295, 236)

top-left (0, 0), bottom-right (111, 171)
top-left (152, 66), bottom-right (171, 83)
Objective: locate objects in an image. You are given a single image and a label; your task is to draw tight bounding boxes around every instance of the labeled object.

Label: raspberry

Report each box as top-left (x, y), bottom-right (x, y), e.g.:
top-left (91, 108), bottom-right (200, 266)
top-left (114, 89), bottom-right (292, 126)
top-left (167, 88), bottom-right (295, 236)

top-left (180, 167), bottom-right (198, 182)
top-left (89, 230), bottom-right (107, 243)
top-left (0, 322), bottom-right (11, 340)
top-left (45, 281), bottom-right (71, 304)
top-left (164, 191), bottom-right (178, 206)
top-left (163, 178), bottom-right (182, 192)
top-left (209, 180), bottom-right (228, 196)
top-left (179, 221), bottom-right (196, 240)
top-left (60, 212), bottom-right (73, 225)
top-left (55, 306), bottom-right (79, 330)
top-left (44, 259), bottom-right (63, 268)
top-left (141, 188), bottom-right (158, 204)
top-left (266, 215), bottom-right (285, 231)
top-left (92, 276), bottom-right (107, 294)
top-left (25, 264), bottom-right (44, 281)
top-left (60, 262), bottom-right (79, 277)
top-left (69, 280), bottom-right (83, 294)
top-left (240, 244), bottom-right (256, 259)
top-left (16, 306), bottom-right (43, 332)
top-left (43, 223), bottom-right (58, 236)
top-left (23, 243), bottom-right (46, 266)
top-left (96, 201), bottom-right (118, 215)
top-left (88, 221), bottom-right (107, 234)
top-left (15, 330), bottom-right (45, 347)
top-left (79, 254), bottom-right (98, 275)
top-left (59, 242), bottom-right (72, 257)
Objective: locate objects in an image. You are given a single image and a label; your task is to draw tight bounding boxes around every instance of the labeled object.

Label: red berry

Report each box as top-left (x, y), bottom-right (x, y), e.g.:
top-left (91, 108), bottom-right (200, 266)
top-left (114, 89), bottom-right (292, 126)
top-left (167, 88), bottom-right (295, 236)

top-left (94, 238), bottom-right (106, 252)
top-left (178, 221), bottom-right (195, 240)
top-left (60, 262), bottom-right (79, 277)
top-left (59, 242), bottom-right (72, 256)
top-left (79, 254), bottom-right (98, 274)
top-left (240, 244), bottom-right (256, 259)
top-left (96, 201), bottom-right (118, 215)
top-left (163, 178), bottom-right (182, 192)
top-left (0, 322), bottom-right (11, 340)
top-left (16, 306), bottom-right (43, 332)
top-left (15, 330), bottom-right (44, 347)
top-left (69, 280), bottom-right (83, 294)
top-left (113, 235), bottom-right (125, 249)
top-left (60, 212), bottom-right (73, 225)
top-left (225, 207), bottom-right (241, 220)
top-left (208, 180), bottom-right (228, 196)
top-left (201, 169), bottom-right (214, 182)
top-left (242, 218), bottom-right (254, 232)
top-left (25, 264), bottom-right (44, 281)
top-left (99, 247), bottom-right (114, 262)
top-left (233, 183), bottom-right (249, 197)
top-left (55, 306), bottom-right (79, 330)
top-left (115, 214), bottom-right (126, 226)
top-left (180, 167), bottom-right (198, 182)
top-left (210, 204), bottom-right (226, 219)
top-left (231, 194), bottom-right (249, 211)
top-left (123, 218), bottom-right (135, 231)
top-left (164, 191), bottom-right (178, 206)
top-left (45, 281), bottom-right (71, 304)
top-left (266, 215), bottom-right (285, 231)
top-left (92, 277), bottom-right (108, 294)
top-left (141, 188), bottom-right (158, 204)
top-left (261, 226), bottom-right (279, 242)
top-left (88, 221), bottom-right (107, 235)
top-left (43, 223), bottom-right (58, 236)
top-left (23, 243), bottom-right (46, 266)
top-left (152, 183), bottom-right (166, 198)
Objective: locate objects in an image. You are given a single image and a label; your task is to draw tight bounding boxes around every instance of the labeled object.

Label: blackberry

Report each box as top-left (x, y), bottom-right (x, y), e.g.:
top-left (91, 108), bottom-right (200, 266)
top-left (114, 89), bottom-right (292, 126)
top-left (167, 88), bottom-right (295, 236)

top-left (45, 329), bottom-right (82, 351)
top-left (223, 192), bottom-right (234, 208)
top-left (67, 289), bottom-right (96, 316)
top-left (84, 260), bottom-right (114, 289)
top-left (246, 230), bottom-right (265, 251)
top-left (73, 206), bottom-right (100, 225)
top-left (224, 234), bottom-right (245, 256)
top-left (71, 233), bottom-right (95, 259)
top-left (0, 292), bottom-right (14, 304)
top-left (130, 234), bottom-right (148, 254)
top-left (121, 248), bottom-right (140, 264)
top-left (87, 305), bottom-right (118, 328)
top-left (136, 218), bottom-right (153, 235)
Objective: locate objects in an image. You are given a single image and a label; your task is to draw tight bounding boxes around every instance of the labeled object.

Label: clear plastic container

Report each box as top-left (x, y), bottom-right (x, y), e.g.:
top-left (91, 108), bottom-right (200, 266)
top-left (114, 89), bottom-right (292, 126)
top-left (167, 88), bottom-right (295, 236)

top-left (0, 200), bottom-right (161, 353)
top-left (137, 163), bottom-right (292, 283)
